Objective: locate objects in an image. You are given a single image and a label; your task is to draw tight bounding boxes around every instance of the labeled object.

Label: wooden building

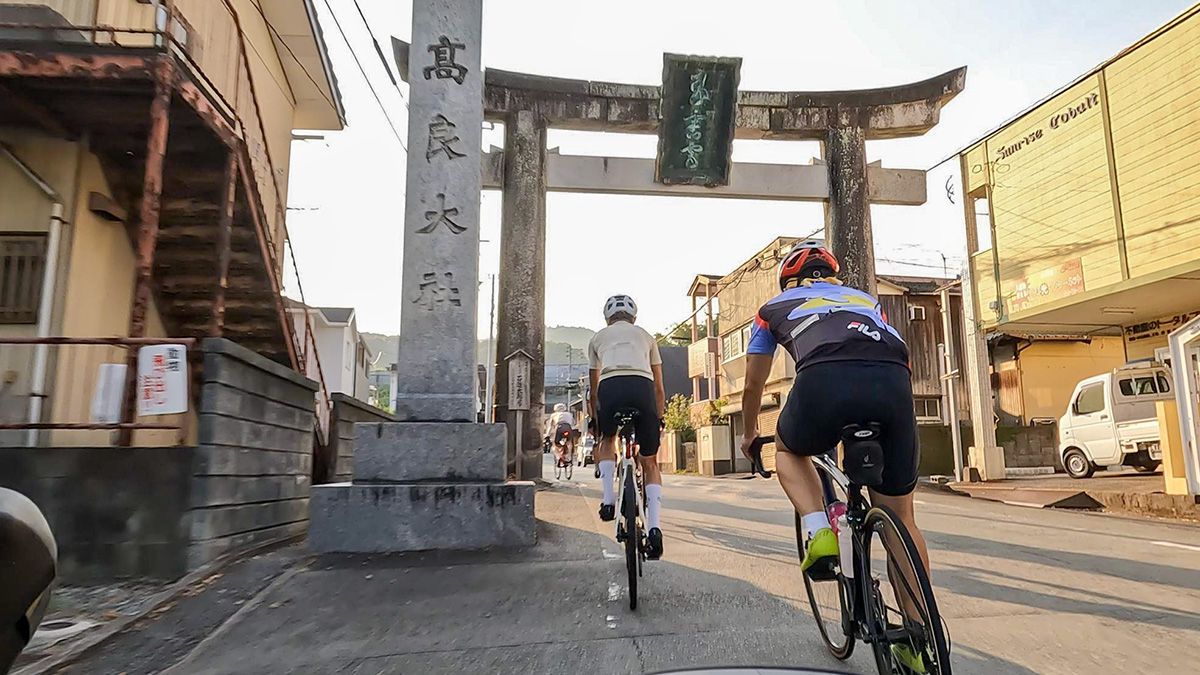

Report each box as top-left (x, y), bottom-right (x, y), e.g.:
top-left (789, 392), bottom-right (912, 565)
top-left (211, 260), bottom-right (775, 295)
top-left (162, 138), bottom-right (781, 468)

top-left (692, 237), bottom-right (968, 472)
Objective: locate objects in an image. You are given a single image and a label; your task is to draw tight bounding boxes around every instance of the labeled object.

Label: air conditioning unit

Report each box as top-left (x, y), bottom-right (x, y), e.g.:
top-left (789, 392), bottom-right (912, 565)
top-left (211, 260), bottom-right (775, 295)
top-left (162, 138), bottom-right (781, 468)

top-left (909, 305), bottom-right (927, 321)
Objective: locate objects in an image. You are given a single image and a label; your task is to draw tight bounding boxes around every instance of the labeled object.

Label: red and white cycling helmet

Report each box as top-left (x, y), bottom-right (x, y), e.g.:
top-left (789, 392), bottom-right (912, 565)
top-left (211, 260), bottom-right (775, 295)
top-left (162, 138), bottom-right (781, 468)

top-left (778, 240), bottom-right (840, 290)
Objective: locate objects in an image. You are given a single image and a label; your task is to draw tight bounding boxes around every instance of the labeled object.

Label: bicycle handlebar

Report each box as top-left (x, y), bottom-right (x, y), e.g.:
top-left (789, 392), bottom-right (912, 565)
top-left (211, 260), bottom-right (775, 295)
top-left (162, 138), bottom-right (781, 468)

top-left (748, 435), bottom-right (774, 479)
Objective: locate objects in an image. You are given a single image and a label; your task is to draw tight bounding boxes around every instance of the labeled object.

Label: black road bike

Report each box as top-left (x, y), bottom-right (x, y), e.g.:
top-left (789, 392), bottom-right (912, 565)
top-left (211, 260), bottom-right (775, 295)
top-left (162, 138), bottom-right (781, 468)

top-left (748, 428), bottom-right (951, 674)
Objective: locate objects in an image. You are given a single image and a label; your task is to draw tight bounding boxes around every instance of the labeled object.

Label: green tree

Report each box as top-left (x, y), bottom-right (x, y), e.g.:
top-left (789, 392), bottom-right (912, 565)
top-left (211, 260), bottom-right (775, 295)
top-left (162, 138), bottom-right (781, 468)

top-left (663, 393), bottom-right (696, 442)
top-left (657, 320), bottom-right (721, 346)
top-left (704, 398), bottom-right (729, 426)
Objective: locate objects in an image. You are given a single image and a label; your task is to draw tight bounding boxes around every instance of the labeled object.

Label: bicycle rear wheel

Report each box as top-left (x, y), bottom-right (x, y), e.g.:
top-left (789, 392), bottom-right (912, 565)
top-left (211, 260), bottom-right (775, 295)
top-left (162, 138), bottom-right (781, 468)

top-left (799, 470), bottom-right (854, 660)
top-left (622, 470), bottom-right (639, 610)
top-left (862, 505), bottom-right (950, 674)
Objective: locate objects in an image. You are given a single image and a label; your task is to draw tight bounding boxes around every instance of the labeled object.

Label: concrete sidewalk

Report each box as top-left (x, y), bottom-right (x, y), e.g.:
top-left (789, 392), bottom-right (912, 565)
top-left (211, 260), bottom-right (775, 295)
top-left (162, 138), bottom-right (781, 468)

top-left (148, 480), bottom-right (829, 674)
top-left (947, 471), bottom-right (1200, 521)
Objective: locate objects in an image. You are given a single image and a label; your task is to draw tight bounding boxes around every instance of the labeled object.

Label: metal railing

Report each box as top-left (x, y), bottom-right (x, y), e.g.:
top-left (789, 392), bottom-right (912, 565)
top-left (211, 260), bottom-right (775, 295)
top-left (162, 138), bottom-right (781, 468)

top-left (0, 337), bottom-right (196, 447)
top-left (0, 0), bottom-right (284, 263)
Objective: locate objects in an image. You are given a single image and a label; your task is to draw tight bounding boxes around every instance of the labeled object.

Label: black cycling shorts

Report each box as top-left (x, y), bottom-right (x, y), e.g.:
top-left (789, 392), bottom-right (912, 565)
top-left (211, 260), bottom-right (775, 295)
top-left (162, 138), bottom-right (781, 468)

top-left (554, 423), bottom-right (573, 443)
top-left (596, 375), bottom-right (660, 456)
top-left (776, 361), bottom-right (919, 496)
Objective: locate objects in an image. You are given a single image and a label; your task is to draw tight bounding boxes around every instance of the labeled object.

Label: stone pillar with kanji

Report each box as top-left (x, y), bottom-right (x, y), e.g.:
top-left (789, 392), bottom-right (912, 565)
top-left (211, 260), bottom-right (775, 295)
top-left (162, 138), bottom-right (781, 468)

top-left (309, 0), bottom-right (534, 553)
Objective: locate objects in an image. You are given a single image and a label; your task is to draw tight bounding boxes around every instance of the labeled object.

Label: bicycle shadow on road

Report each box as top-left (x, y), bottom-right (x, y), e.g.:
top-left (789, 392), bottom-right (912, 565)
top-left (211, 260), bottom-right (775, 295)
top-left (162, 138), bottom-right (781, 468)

top-left (925, 530), bottom-right (1200, 595)
top-left (929, 559), bottom-right (1200, 633)
top-left (951, 644), bottom-right (1041, 675)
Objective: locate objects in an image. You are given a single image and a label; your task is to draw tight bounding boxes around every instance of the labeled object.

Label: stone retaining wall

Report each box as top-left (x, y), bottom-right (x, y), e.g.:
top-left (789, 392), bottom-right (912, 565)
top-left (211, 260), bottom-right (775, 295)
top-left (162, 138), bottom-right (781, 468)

top-left (0, 338), bottom-right (320, 582)
top-left (321, 393), bottom-right (396, 484)
top-left (189, 339), bottom-right (318, 568)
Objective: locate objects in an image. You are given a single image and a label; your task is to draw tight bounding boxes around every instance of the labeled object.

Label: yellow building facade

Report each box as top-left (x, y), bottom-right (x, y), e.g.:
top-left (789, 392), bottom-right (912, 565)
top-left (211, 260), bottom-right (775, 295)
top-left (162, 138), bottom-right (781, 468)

top-left (959, 4), bottom-right (1200, 491)
top-left (0, 0), bottom-right (342, 444)
top-left (964, 5), bottom-right (1200, 353)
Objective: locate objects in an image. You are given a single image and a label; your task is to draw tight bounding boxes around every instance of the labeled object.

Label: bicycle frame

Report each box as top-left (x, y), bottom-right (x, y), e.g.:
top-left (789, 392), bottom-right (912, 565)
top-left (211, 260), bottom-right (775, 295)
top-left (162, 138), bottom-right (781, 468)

top-left (811, 453), bottom-right (885, 645)
top-left (613, 426), bottom-right (646, 542)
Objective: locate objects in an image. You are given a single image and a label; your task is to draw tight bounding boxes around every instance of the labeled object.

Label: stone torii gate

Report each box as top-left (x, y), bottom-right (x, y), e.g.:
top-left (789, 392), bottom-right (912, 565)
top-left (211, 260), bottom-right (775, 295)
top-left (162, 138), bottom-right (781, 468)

top-left (394, 41), bottom-right (965, 478)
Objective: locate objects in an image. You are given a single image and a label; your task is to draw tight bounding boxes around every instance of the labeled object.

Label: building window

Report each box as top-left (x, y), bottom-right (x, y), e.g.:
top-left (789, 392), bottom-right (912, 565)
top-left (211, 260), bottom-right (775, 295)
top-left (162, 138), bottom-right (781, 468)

top-left (0, 235), bottom-right (46, 325)
top-left (143, 1), bottom-right (197, 56)
top-left (914, 396), bottom-right (942, 424)
top-left (722, 322), bottom-right (753, 361)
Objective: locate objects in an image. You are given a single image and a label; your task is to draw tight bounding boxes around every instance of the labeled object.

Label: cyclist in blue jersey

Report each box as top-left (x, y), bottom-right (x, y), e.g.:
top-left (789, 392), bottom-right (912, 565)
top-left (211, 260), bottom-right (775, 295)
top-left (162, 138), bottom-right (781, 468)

top-left (738, 240), bottom-right (932, 584)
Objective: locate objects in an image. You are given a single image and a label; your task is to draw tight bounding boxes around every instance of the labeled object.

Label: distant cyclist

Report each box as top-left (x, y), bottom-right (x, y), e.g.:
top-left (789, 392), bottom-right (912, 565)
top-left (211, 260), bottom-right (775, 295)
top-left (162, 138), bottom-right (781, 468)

top-left (738, 241), bottom-right (932, 587)
top-left (545, 403), bottom-right (576, 468)
top-left (587, 294), bottom-right (667, 560)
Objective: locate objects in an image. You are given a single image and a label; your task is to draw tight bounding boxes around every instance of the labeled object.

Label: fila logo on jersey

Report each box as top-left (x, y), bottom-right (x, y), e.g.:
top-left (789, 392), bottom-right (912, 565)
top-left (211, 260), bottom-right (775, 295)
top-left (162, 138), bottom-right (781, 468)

top-left (847, 321), bottom-right (881, 341)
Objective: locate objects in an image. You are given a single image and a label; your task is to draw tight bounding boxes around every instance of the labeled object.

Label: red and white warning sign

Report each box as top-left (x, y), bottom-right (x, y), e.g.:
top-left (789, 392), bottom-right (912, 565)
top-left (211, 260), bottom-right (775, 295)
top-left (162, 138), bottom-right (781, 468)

top-left (137, 344), bottom-right (188, 416)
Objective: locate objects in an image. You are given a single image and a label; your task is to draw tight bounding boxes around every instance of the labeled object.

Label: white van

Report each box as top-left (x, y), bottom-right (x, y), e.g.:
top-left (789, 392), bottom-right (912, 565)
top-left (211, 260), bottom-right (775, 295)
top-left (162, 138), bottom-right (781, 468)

top-left (1058, 362), bottom-right (1172, 478)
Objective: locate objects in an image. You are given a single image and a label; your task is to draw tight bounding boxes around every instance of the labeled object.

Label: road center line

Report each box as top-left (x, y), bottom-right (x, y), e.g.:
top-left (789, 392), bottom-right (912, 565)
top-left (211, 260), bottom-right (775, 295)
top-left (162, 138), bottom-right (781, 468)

top-left (1152, 540), bottom-right (1200, 552)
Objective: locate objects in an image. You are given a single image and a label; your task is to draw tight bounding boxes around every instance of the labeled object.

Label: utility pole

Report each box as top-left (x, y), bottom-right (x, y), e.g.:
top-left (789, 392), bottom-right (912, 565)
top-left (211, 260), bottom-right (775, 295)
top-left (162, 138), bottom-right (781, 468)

top-left (485, 274), bottom-right (496, 423)
top-left (940, 287), bottom-right (964, 482)
top-left (566, 346), bottom-right (573, 407)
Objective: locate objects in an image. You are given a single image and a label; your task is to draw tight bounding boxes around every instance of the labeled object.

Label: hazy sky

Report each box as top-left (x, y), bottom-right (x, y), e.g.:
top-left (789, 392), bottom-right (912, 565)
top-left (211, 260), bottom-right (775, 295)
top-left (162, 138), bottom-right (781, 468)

top-left (284, 0), bottom-right (1192, 336)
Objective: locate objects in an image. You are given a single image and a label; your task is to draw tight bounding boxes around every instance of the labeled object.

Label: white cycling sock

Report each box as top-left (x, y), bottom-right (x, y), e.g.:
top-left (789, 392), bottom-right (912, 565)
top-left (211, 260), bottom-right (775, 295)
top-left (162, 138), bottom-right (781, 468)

top-left (599, 460), bottom-right (616, 505)
top-left (645, 483), bottom-right (663, 530)
top-left (801, 511), bottom-right (831, 539)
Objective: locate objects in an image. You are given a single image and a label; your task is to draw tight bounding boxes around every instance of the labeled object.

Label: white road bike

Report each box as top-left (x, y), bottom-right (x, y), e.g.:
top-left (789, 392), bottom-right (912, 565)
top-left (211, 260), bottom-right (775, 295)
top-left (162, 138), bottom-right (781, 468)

top-left (611, 408), bottom-right (647, 610)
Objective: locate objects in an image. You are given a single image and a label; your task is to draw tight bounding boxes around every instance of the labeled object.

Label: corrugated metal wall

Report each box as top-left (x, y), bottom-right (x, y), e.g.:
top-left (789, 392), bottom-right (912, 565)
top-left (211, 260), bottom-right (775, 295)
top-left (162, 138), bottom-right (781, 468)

top-left (1106, 10), bottom-right (1200, 275)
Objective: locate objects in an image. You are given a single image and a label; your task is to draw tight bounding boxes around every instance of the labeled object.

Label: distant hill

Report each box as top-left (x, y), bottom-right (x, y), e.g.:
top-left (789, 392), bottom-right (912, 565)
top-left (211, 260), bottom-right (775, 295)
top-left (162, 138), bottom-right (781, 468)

top-left (545, 326), bottom-right (594, 352)
top-left (366, 326), bottom-right (595, 371)
top-left (362, 332), bottom-right (396, 369)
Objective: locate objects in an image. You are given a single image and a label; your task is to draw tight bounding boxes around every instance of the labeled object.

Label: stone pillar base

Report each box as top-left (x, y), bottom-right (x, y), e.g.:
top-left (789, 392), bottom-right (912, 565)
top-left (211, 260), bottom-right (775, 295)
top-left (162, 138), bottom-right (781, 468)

top-left (308, 422), bottom-right (535, 552)
top-left (309, 481), bottom-right (535, 552)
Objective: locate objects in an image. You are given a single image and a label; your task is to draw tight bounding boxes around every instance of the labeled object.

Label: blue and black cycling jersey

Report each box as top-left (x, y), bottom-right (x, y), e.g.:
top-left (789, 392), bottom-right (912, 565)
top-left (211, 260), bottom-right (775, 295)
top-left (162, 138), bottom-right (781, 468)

top-left (747, 281), bottom-right (910, 372)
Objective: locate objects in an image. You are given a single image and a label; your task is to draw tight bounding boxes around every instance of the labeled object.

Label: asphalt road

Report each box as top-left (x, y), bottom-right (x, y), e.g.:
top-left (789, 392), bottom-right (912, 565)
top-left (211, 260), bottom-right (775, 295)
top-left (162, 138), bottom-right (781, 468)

top-left (97, 454), bottom-right (1200, 674)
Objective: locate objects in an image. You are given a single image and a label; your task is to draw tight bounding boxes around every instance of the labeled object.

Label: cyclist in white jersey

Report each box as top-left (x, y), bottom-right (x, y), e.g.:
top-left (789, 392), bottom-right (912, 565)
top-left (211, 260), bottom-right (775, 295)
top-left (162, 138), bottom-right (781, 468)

top-left (587, 294), bottom-right (667, 560)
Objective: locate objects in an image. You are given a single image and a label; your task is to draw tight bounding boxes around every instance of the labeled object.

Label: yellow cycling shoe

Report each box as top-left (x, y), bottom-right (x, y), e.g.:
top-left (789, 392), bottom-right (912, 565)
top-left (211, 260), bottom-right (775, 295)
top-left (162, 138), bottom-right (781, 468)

top-left (801, 527), bottom-right (839, 580)
top-left (891, 643), bottom-right (928, 673)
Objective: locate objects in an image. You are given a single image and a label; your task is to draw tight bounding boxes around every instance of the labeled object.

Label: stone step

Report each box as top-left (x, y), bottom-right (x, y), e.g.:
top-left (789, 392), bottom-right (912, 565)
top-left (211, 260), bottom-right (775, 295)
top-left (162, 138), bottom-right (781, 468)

top-left (353, 422), bottom-right (506, 483)
top-left (309, 481), bottom-right (535, 553)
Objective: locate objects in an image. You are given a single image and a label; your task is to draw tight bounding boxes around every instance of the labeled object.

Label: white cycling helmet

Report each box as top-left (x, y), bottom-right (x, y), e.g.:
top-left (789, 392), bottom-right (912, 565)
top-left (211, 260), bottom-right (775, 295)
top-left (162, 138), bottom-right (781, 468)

top-left (603, 294), bottom-right (638, 322)
top-left (554, 403), bottom-right (567, 413)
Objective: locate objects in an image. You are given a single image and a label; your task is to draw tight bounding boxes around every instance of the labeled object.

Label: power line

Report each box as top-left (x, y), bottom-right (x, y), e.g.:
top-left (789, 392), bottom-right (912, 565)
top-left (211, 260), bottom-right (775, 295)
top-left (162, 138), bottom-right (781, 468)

top-left (350, 0), bottom-right (408, 109)
top-left (877, 257), bottom-right (964, 271)
top-left (320, 0), bottom-right (406, 148)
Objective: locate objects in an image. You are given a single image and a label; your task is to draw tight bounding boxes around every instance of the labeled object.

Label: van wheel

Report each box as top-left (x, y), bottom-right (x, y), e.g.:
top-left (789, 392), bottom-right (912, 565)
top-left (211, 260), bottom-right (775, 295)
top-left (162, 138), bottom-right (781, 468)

top-left (1134, 461), bottom-right (1161, 473)
top-left (1063, 449), bottom-right (1095, 479)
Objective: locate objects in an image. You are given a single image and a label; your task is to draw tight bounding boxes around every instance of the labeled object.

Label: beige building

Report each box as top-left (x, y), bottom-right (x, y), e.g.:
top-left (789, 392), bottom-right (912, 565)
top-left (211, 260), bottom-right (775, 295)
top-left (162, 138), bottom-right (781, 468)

top-left (0, 0), bottom-right (342, 444)
top-left (956, 4), bottom-right (1200, 492)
